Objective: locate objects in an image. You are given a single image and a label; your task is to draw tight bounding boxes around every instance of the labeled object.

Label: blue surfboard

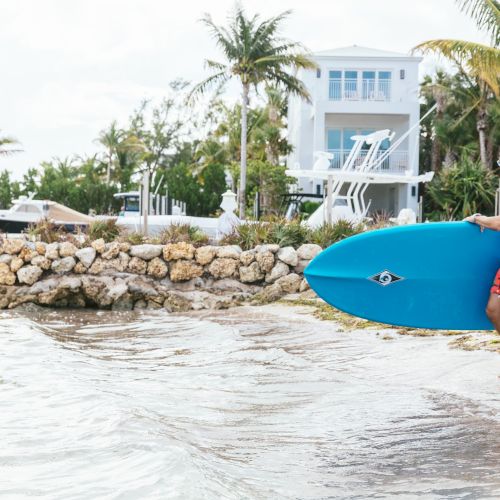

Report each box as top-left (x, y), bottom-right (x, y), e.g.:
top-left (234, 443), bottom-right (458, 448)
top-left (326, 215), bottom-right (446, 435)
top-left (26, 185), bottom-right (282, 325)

top-left (304, 222), bottom-right (499, 330)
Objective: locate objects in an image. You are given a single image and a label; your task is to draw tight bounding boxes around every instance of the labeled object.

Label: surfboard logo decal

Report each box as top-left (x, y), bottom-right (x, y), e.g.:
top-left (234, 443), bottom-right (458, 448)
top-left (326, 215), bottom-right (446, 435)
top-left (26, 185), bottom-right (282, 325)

top-left (368, 270), bottom-right (404, 286)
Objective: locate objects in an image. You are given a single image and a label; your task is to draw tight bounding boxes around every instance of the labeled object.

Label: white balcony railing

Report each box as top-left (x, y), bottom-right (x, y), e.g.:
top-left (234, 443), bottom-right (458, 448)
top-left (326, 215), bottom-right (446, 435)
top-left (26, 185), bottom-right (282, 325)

top-left (329, 79), bottom-right (391, 102)
top-left (327, 149), bottom-right (409, 173)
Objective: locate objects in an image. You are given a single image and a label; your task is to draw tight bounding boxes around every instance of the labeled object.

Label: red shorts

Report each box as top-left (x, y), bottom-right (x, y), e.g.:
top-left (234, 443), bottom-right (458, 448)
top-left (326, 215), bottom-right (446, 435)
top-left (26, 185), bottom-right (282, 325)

top-left (491, 269), bottom-right (500, 295)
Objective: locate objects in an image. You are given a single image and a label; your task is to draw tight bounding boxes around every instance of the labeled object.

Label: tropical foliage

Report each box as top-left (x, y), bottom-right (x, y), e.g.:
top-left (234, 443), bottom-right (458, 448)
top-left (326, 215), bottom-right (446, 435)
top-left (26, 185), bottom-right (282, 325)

top-left (425, 154), bottom-right (498, 219)
top-left (190, 6), bottom-right (316, 217)
top-left (414, 0), bottom-right (500, 167)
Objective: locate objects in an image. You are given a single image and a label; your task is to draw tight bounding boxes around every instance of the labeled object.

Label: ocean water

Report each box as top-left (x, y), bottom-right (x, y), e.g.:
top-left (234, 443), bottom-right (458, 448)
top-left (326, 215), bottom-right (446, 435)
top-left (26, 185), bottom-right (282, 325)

top-left (0, 306), bottom-right (499, 499)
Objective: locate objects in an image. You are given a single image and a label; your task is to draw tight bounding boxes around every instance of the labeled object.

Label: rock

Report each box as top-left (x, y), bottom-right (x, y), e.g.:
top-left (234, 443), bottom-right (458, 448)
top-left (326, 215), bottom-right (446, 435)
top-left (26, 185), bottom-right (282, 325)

top-left (297, 243), bottom-right (322, 261)
top-left (91, 238), bottom-right (106, 254)
top-left (163, 291), bottom-right (193, 312)
top-left (45, 242), bottom-right (59, 260)
top-left (3, 239), bottom-right (25, 255)
top-left (74, 262), bottom-right (87, 274)
top-left (159, 276), bottom-right (204, 291)
top-left (240, 250), bottom-right (255, 266)
top-left (0, 254), bottom-right (12, 264)
top-left (127, 278), bottom-right (159, 298)
top-left (208, 258), bottom-right (238, 279)
top-left (81, 276), bottom-right (107, 303)
top-left (90, 253), bottom-right (129, 274)
top-left (255, 244), bottom-right (280, 254)
top-left (169, 260), bottom-right (203, 282)
top-left (119, 241), bottom-right (131, 253)
top-left (195, 246), bottom-right (217, 265)
top-left (19, 246), bottom-right (38, 263)
top-left (299, 278), bottom-right (310, 292)
top-left (134, 299), bottom-right (147, 310)
top-left (128, 256), bottom-right (147, 274)
top-left (275, 273), bottom-right (302, 293)
top-left (58, 276), bottom-right (82, 291)
top-left (111, 293), bottom-right (134, 311)
top-left (0, 263), bottom-right (16, 285)
top-left (59, 242), bottom-right (78, 257)
top-left (101, 242), bottom-right (121, 260)
top-left (163, 242), bottom-right (195, 261)
top-left (51, 257), bottom-right (76, 274)
top-left (147, 257), bottom-right (168, 279)
top-left (129, 244), bottom-right (163, 261)
top-left (75, 247), bottom-right (96, 268)
top-left (256, 283), bottom-right (284, 302)
top-left (239, 261), bottom-right (264, 283)
top-left (107, 282), bottom-right (129, 302)
top-left (10, 257), bottom-right (24, 273)
top-left (209, 278), bottom-right (260, 294)
top-left (216, 245), bottom-right (242, 259)
top-left (294, 260), bottom-right (310, 274)
top-left (265, 261), bottom-right (289, 283)
top-left (118, 252), bottom-right (130, 271)
top-left (277, 246), bottom-right (298, 267)
top-left (255, 251), bottom-right (275, 273)
top-left (27, 277), bottom-right (59, 295)
top-left (35, 242), bottom-right (46, 255)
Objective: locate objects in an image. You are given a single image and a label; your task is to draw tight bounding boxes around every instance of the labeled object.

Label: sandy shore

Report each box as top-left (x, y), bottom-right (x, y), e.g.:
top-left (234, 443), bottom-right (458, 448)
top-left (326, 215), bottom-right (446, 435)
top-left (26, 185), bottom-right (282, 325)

top-left (265, 292), bottom-right (500, 355)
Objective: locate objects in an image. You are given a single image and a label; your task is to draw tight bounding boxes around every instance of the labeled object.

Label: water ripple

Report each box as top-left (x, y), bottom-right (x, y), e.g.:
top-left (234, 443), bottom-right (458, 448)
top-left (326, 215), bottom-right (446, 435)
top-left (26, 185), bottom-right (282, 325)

top-left (0, 307), bottom-right (499, 499)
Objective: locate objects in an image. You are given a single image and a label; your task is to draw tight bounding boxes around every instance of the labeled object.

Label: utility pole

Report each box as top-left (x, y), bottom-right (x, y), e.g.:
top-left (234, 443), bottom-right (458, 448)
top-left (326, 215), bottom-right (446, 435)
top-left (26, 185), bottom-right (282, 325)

top-left (142, 170), bottom-right (149, 236)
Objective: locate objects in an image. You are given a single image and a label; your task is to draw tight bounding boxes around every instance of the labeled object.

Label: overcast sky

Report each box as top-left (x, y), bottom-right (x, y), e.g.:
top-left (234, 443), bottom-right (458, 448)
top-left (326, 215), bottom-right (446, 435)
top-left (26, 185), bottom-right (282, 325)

top-left (0, 0), bottom-right (487, 178)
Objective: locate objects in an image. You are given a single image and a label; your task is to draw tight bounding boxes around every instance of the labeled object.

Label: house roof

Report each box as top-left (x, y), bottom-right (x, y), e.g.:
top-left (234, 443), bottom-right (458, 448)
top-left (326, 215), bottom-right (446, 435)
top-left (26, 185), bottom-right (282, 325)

top-left (313, 45), bottom-right (420, 60)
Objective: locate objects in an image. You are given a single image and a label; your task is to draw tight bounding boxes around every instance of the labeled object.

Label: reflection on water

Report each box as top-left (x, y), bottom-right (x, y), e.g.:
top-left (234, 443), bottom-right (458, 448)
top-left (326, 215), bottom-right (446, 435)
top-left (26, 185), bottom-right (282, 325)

top-left (0, 306), bottom-right (499, 499)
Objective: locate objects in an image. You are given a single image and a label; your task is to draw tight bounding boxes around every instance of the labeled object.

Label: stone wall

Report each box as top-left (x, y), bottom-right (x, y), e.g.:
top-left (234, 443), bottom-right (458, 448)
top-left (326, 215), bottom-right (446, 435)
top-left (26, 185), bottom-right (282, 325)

top-left (0, 238), bottom-right (322, 311)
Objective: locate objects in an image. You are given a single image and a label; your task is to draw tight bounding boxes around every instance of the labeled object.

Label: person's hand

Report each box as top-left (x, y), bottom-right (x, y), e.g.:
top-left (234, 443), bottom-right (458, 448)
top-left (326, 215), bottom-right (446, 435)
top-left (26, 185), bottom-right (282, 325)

top-left (464, 213), bottom-right (485, 231)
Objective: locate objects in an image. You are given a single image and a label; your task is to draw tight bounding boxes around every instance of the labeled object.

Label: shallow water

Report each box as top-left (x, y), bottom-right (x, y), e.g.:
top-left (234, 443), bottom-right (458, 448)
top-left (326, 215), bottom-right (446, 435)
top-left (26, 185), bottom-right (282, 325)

top-left (0, 306), bottom-right (499, 499)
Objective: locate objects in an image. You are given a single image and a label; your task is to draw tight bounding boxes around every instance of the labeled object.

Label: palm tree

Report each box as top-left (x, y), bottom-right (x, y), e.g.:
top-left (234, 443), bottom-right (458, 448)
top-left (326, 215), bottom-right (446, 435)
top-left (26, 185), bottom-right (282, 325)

top-left (96, 121), bottom-right (123, 184)
top-left (189, 6), bottom-right (316, 218)
top-left (414, 0), bottom-right (500, 167)
top-left (0, 131), bottom-right (22, 156)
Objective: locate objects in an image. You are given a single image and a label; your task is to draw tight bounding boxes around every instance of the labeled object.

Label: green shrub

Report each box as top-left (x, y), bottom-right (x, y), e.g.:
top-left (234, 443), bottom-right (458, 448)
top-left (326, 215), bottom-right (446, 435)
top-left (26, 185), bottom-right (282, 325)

top-left (425, 155), bottom-right (497, 220)
top-left (267, 219), bottom-right (309, 247)
top-left (86, 218), bottom-right (122, 242)
top-left (158, 223), bottom-right (209, 246)
top-left (300, 201), bottom-right (321, 216)
top-left (221, 222), bottom-right (271, 250)
top-left (123, 231), bottom-right (146, 245)
top-left (222, 218), bottom-right (309, 249)
top-left (308, 221), bottom-right (362, 248)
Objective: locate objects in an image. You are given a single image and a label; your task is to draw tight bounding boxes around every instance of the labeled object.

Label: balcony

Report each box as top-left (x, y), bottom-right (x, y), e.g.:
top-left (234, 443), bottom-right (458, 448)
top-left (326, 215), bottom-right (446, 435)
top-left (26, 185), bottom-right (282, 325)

top-left (329, 78), bottom-right (392, 102)
top-left (327, 149), bottom-right (408, 173)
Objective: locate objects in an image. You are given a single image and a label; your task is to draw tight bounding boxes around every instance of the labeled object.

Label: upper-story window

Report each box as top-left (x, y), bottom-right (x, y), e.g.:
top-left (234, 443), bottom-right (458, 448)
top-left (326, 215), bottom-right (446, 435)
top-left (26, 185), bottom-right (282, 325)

top-left (328, 70), bottom-right (392, 101)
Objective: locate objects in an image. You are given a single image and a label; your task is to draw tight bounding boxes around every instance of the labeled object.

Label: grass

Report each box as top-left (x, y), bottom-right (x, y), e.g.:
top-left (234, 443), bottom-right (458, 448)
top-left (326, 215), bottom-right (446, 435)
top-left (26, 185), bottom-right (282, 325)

top-left (222, 218), bottom-right (362, 250)
top-left (157, 223), bottom-right (209, 246)
top-left (86, 218), bottom-right (122, 242)
top-left (25, 218), bottom-right (68, 243)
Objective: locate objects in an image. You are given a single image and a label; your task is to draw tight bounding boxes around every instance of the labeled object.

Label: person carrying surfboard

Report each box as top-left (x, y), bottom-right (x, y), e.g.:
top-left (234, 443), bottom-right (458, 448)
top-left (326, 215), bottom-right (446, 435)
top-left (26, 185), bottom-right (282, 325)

top-left (465, 213), bottom-right (500, 332)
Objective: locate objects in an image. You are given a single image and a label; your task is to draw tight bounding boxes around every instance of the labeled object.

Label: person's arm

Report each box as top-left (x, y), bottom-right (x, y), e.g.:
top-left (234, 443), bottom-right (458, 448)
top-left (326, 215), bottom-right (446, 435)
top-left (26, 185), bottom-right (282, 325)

top-left (464, 214), bottom-right (500, 231)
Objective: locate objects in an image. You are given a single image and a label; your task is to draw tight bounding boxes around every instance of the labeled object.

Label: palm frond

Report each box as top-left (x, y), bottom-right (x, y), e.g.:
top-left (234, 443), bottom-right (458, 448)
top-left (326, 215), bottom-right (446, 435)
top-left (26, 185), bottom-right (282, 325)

top-left (187, 71), bottom-right (229, 103)
top-left (415, 39), bottom-right (500, 95)
top-left (456, 0), bottom-right (500, 44)
top-left (0, 133), bottom-right (22, 156)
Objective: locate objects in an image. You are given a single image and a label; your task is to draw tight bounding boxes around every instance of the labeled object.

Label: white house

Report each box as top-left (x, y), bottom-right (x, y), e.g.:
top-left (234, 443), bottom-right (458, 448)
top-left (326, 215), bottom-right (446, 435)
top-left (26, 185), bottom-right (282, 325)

top-left (287, 45), bottom-right (422, 216)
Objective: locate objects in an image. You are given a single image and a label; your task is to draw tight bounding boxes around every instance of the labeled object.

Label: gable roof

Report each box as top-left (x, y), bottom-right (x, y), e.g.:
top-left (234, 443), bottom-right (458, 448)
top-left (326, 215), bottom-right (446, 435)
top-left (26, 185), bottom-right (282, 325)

top-left (313, 45), bottom-right (420, 60)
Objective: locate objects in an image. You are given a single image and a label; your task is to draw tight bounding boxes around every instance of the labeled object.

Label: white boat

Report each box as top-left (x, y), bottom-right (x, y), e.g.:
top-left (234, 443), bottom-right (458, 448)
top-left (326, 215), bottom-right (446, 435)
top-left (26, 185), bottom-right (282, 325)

top-left (110, 191), bottom-right (235, 238)
top-left (0, 196), bottom-right (94, 233)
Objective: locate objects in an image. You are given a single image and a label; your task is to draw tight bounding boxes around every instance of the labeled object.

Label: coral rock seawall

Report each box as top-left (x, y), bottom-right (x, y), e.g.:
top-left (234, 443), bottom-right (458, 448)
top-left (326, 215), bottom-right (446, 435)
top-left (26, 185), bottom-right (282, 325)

top-left (0, 239), bottom-right (322, 311)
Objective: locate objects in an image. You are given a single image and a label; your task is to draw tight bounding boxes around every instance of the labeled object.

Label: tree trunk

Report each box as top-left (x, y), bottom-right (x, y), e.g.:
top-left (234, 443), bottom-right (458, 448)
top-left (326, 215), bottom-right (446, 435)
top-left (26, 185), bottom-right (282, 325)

top-left (477, 105), bottom-right (488, 168)
top-left (430, 136), bottom-right (441, 172)
top-left (106, 149), bottom-right (112, 185)
top-left (239, 83), bottom-right (249, 219)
